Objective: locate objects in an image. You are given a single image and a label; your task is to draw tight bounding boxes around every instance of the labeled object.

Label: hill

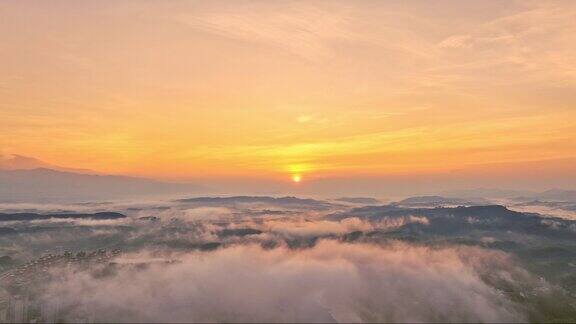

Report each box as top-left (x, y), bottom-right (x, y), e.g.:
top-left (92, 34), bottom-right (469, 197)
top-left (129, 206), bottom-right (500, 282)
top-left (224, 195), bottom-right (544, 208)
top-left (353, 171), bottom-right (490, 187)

top-left (0, 168), bottom-right (204, 202)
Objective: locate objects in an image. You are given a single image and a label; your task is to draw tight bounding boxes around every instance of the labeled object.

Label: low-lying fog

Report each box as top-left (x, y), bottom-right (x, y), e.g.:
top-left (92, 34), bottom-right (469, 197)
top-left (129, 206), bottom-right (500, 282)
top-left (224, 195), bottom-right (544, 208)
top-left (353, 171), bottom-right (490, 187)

top-left (1, 195), bottom-right (575, 322)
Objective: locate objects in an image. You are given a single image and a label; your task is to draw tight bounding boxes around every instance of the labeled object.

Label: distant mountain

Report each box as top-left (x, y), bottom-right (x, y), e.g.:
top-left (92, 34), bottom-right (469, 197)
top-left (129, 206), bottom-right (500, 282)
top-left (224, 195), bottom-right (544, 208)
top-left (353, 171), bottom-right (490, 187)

top-left (396, 195), bottom-right (488, 207)
top-left (0, 154), bottom-right (98, 174)
top-left (513, 200), bottom-right (576, 213)
top-left (536, 189), bottom-right (576, 202)
top-left (330, 204), bottom-right (523, 221)
top-left (176, 196), bottom-right (336, 209)
top-left (444, 188), bottom-right (576, 203)
top-left (442, 188), bottom-right (534, 199)
top-left (334, 197), bottom-right (381, 205)
top-left (0, 168), bottom-right (205, 202)
top-left (511, 190), bottom-right (576, 203)
top-left (0, 212), bottom-right (126, 222)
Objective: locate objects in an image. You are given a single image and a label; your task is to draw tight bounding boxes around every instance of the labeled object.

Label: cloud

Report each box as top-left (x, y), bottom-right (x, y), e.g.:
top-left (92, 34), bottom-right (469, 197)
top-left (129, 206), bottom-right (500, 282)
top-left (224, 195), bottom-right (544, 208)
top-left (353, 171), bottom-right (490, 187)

top-left (257, 216), bottom-right (428, 238)
top-left (509, 203), bottom-right (576, 221)
top-left (173, 2), bottom-right (357, 62)
top-left (180, 206), bottom-right (234, 221)
top-left (436, 2), bottom-right (576, 87)
top-left (438, 35), bottom-right (473, 49)
top-left (3, 197), bottom-right (576, 322)
top-left (42, 240), bottom-right (529, 323)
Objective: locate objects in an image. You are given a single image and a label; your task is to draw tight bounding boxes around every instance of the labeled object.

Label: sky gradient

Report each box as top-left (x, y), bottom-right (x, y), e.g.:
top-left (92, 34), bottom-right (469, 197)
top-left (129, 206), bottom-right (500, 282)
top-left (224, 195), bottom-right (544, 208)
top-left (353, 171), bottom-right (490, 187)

top-left (1, 0), bottom-right (575, 191)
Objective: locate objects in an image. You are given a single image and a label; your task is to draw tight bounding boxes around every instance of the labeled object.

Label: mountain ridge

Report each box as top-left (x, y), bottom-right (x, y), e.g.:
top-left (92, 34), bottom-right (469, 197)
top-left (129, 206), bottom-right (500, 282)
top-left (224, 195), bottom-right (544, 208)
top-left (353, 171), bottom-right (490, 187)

top-left (0, 167), bottom-right (205, 202)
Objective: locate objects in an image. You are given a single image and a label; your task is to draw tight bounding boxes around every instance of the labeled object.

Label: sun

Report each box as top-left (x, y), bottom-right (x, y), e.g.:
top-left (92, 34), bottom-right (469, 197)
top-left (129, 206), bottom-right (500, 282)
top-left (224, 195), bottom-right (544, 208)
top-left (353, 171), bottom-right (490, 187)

top-left (292, 174), bottom-right (302, 183)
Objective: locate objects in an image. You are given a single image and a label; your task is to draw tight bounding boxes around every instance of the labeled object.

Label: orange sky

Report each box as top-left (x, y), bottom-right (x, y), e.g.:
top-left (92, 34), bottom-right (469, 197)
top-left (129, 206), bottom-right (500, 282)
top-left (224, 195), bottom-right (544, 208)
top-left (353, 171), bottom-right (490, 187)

top-left (1, 1), bottom-right (575, 185)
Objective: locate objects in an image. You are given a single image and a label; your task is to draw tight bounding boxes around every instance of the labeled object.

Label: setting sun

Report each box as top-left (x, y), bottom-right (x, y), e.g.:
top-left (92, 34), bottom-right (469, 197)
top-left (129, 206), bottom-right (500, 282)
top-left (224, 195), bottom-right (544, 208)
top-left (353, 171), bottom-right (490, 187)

top-left (292, 175), bottom-right (302, 183)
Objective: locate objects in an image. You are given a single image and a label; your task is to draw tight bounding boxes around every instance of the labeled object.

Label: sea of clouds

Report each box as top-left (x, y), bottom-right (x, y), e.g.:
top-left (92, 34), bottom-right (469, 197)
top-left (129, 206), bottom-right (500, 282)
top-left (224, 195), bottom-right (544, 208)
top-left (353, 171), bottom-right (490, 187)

top-left (1, 196), bottom-right (574, 322)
